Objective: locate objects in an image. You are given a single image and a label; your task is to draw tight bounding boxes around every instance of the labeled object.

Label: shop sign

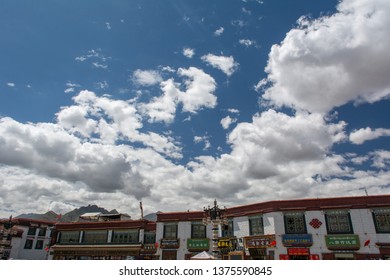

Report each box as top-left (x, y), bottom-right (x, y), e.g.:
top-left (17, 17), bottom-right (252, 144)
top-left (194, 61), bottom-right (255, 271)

top-left (218, 239), bottom-right (232, 248)
top-left (282, 234), bottom-right (313, 247)
top-left (325, 235), bottom-right (360, 250)
top-left (310, 254), bottom-right (320, 260)
top-left (187, 239), bottom-right (209, 251)
top-left (279, 254), bottom-right (289, 260)
top-left (287, 248), bottom-right (309, 255)
top-left (244, 235), bottom-right (276, 249)
top-left (160, 238), bottom-right (180, 249)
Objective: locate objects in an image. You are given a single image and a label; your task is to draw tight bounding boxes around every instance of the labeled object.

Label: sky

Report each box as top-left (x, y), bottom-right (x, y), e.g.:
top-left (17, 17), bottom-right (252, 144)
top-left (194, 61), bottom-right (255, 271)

top-left (0, 0), bottom-right (389, 218)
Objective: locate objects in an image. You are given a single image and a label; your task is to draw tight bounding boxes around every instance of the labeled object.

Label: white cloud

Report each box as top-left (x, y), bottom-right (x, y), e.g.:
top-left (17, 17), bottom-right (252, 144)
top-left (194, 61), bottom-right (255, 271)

top-left (261, 0), bottom-right (390, 113)
top-left (194, 135), bottom-right (211, 150)
top-left (106, 22), bottom-right (112, 30)
top-left (201, 54), bottom-right (239, 76)
top-left (214, 27), bottom-right (224, 36)
top-left (6, 82), bottom-right (15, 87)
top-left (227, 108), bottom-right (240, 114)
top-left (371, 150), bottom-right (390, 169)
top-left (239, 39), bottom-right (256, 47)
top-left (221, 116), bottom-right (237, 130)
top-left (350, 127), bottom-right (390, 144)
top-left (132, 69), bottom-right (163, 86)
top-left (140, 79), bottom-right (179, 123)
top-left (92, 62), bottom-right (108, 69)
top-left (177, 67), bottom-right (217, 113)
top-left (139, 67), bottom-right (217, 123)
top-left (96, 81), bottom-right (109, 90)
top-left (231, 20), bottom-right (246, 28)
top-left (183, 48), bottom-right (195, 58)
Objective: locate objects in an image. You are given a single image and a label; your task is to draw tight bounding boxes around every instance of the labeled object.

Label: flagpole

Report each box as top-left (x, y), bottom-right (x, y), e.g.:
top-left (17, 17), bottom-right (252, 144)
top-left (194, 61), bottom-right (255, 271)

top-left (139, 201), bottom-right (144, 219)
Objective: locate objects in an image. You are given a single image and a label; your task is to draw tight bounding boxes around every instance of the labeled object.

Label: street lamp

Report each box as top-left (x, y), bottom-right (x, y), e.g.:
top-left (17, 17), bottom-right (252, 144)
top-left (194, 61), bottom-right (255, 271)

top-left (203, 199), bottom-right (228, 259)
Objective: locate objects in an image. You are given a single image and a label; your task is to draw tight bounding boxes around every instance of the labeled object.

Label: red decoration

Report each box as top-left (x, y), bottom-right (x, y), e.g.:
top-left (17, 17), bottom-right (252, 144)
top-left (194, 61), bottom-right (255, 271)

top-left (364, 239), bottom-right (370, 246)
top-left (309, 218), bottom-right (322, 229)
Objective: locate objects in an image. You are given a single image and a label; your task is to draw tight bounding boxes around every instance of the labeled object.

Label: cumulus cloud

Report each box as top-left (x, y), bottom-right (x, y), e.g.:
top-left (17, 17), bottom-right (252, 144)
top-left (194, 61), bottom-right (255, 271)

top-left (201, 54), bottom-right (239, 76)
top-left (221, 116), bottom-right (237, 130)
top-left (194, 135), bottom-right (211, 150)
top-left (214, 27), bottom-right (224, 36)
top-left (350, 127), bottom-right (390, 144)
top-left (183, 48), bottom-right (195, 58)
top-left (132, 69), bottom-right (163, 86)
top-left (261, 0), bottom-right (390, 113)
top-left (139, 79), bottom-right (180, 123)
top-left (139, 67), bottom-right (217, 123)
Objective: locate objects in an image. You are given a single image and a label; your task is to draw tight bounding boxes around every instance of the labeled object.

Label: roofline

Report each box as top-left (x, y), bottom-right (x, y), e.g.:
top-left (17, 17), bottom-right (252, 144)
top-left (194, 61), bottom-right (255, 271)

top-left (157, 194), bottom-right (390, 221)
top-left (54, 219), bottom-right (156, 230)
top-left (0, 218), bottom-right (56, 227)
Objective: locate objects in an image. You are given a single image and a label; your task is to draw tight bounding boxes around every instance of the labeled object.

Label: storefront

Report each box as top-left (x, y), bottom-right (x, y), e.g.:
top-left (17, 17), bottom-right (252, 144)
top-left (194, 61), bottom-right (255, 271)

top-left (244, 235), bottom-right (276, 260)
top-left (184, 238), bottom-right (210, 260)
top-left (323, 235), bottom-right (360, 260)
top-left (51, 244), bottom-right (142, 260)
top-left (140, 243), bottom-right (159, 260)
top-left (218, 238), bottom-right (238, 260)
top-left (376, 243), bottom-right (390, 259)
top-left (281, 234), bottom-right (314, 260)
top-left (160, 238), bottom-right (179, 260)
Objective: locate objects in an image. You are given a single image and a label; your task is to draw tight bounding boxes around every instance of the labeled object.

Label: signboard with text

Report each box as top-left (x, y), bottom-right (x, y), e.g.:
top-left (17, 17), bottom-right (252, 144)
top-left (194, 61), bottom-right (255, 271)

top-left (325, 235), bottom-right (360, 250)
top-left (187, 239), bottom-right (210, 251)
top-left (244, 235), bottom-right (276, 249)
top-left (282, 234), bottom-right (313, 247)
top-left (160, 238), bottom-right (180, 249)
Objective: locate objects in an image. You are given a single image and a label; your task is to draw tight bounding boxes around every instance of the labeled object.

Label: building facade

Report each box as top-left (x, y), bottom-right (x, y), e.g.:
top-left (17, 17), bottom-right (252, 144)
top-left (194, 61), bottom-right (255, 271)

top-left (156, 195), bottom-right (390, 260)
top-left (50, 219), bottom-right (157, 260)
top-left (0, 218), bottom-right (55, 260)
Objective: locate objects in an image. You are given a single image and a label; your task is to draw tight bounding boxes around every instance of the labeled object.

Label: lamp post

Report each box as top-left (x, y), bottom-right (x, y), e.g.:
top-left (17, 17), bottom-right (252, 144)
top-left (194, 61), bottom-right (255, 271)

top-left (203, 200), bottom-right (228, 259)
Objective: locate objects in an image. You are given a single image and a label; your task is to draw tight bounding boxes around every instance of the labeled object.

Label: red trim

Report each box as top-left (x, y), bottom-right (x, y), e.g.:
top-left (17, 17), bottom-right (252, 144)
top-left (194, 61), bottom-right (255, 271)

top-left (157, 195), bottom-right (390, 220)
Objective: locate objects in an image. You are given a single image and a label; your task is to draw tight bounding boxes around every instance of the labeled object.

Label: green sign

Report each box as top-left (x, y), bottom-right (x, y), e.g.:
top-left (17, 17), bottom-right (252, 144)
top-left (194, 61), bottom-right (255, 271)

top-left (187, 239), bottom-right (210, 251)
top-left (325, 235), bottom-right (360, 249)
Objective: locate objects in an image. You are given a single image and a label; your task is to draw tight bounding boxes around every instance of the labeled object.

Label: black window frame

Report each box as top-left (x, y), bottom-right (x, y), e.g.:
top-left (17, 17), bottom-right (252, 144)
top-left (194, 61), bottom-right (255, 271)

top-left (222, 219), bottom-right (234, 237)
top-left (24, 239), bottom-right (33, 249)
top-left (191, 223), bottom-right (206, 239)
top-left (163, 224), bottom-right (178, 239)
top-left (249, 216), bottom-right (264, 236)
top-left (325, 210), bottom-right (354, 234)
top-left (372, 208), bottom-right (390, 233)
top-left (35, 239), bottom-right (44, 250)
top-left (283, 212), bottom-right (307, 234)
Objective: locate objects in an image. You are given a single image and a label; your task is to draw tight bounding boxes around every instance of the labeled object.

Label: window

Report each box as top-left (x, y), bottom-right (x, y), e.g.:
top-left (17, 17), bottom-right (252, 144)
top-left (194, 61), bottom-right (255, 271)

top-left (38, 227), bottom-right (47, 237)
top-left (27, 227), bottom-right (36, 236)
top-left (82, 230), bottom-right (108, 244)
top-left (35, 240), bottom-right (44, 250)
top-left (59, 231), bottom-right (80, 244)
top-left (325, 210), bottom-right (353, 234)
top-left (372, 208), bottom-right (390, 233)
top-left (284, 212), bottom-right (307, 234)
top-left (191, 223), bottom-right (206, 238)
top-left (144, 232), bottom-right (156, 244)
top-left (111, 229), bottom-right (139, 244)
top-left (222, 219), bottom-right (234, 237)
top-left (163, 224), bottom-right (178, 238)
top-left (24, 239), bottom-right (33, 249)
top-left (249, 216), bottom-right (264, 235)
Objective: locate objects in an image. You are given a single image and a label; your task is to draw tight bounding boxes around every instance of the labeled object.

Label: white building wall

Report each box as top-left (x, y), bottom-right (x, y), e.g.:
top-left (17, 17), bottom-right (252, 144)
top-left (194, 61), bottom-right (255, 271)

top-left (10, 226), bottom-right (52, 260)
top-left (156, 205), bottom-right (390, 260)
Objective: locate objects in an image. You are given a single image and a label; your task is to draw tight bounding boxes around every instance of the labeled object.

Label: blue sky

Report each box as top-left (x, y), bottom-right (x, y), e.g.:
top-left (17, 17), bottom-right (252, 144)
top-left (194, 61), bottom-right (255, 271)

top-left (0, 0), bottom-right (389, 217)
